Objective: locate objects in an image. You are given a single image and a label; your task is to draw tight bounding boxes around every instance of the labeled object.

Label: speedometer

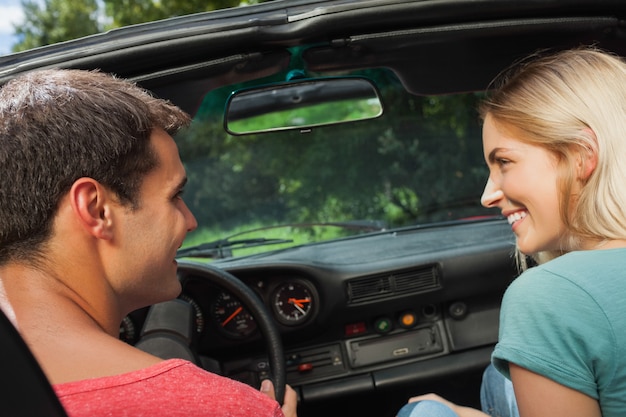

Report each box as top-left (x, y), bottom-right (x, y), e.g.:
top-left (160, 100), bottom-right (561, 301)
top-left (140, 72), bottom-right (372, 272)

top-left (271, 280), bottom-right (316, 326)
top-left (211, 290), bottom-right (257, 338)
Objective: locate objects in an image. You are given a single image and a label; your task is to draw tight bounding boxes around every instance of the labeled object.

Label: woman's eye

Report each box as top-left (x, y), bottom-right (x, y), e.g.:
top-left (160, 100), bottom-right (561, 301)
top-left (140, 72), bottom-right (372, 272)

top-left (496, 158), bottom-right (511, 166)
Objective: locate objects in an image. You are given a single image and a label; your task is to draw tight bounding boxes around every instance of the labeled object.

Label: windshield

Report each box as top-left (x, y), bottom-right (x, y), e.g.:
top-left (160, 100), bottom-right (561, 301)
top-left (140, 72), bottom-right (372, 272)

top-left (176, 66), bottom-right (495, 258)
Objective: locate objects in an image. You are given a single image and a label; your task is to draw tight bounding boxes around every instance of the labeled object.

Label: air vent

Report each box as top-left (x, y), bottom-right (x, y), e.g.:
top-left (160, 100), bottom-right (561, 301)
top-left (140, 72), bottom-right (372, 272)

top-left (347, 265), bottom-right (440, 304)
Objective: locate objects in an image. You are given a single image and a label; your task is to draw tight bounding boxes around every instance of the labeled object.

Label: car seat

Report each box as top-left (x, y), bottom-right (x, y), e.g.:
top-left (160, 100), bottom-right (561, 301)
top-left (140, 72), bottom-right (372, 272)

top-left (0, 308), bottom-right (68, 416)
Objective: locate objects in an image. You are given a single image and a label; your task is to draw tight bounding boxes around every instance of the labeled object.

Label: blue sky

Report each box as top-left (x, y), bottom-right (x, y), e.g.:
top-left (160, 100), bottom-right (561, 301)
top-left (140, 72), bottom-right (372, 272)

top-left (0, 0), bottom-right (22, 55)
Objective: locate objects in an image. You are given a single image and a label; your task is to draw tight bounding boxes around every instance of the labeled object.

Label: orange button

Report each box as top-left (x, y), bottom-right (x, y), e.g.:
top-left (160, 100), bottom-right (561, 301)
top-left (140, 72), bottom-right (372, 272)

top-left (400, 312), bottom-right (416, 328)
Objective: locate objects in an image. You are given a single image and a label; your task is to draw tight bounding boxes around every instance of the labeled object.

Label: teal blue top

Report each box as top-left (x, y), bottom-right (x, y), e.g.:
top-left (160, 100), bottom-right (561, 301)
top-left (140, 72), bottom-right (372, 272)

top-left (493, 249), bottom-right (626, 417)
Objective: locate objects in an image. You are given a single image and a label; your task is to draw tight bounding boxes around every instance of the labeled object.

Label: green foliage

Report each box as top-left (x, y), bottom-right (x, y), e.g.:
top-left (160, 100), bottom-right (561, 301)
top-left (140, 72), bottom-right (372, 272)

top-left (184, 222), bottom-right (358, 259)
top-left (103, 0), bottom-right (251, 28)
top-left (11, 0), bottom-right (268, 52)
top-left (13, 0), bottom-right (100, 52)
top-left (176, 66), bottom-right (491, 241)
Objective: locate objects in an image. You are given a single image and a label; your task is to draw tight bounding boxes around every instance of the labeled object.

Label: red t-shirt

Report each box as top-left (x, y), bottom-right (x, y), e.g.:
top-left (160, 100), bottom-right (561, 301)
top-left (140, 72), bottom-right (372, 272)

top-left (54, 359), bottom-right (284, 417)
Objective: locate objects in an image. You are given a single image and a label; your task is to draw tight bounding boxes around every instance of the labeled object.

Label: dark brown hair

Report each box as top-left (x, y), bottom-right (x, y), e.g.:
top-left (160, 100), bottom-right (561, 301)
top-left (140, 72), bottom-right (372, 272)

top-left (0, 69), bottom-right (190, 264)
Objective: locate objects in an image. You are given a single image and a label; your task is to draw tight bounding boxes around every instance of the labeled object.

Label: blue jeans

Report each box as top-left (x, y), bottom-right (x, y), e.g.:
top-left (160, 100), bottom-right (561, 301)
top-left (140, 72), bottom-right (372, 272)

top-left (396, 365), bottom-right (519, 417)
top-left (480, 364), bottom-right (519, 417)
top-left (396, 400), bottom-right (458, 417)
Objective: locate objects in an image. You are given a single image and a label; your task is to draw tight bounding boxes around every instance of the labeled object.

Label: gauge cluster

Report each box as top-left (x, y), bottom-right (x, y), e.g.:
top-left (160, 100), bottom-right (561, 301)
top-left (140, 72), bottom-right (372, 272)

top-left (171, 272), bottom-right (320, 345)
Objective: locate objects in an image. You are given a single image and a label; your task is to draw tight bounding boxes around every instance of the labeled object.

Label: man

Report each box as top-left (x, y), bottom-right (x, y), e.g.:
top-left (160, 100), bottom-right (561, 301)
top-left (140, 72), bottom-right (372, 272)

top-left (0, 69), bottom-right (297, 417)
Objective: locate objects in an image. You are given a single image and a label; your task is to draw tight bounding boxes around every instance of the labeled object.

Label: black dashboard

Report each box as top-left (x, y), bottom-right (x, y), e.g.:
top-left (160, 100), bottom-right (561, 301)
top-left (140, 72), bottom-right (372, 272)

top-left (123, 218), bottom-right (517, 411)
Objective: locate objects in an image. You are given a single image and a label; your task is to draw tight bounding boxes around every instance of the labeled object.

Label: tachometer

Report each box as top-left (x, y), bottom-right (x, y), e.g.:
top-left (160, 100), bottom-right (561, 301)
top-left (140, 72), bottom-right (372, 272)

top-left (271, 280), bottom-right (316, 326)
top-left (211, 290), bottom-right (257, 338)
top-left (179, 294), bottom-right (205, 334)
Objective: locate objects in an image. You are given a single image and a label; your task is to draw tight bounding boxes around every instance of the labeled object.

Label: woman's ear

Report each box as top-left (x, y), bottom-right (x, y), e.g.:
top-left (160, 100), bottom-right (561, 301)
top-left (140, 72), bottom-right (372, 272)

top-left (69, 178), bottom-right (115, 240)
top-left (577, 128), bottom-right (598, 181)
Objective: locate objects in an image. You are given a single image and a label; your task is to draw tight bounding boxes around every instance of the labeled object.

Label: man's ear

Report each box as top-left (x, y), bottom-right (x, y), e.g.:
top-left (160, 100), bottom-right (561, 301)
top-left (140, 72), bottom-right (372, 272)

top-left (69, 178), bottom-right (115, 240)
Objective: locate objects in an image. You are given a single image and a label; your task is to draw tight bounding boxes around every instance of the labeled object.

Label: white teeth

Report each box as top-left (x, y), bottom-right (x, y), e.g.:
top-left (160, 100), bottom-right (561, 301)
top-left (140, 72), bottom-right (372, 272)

top-left (507, 211), bottom-right (527, 225)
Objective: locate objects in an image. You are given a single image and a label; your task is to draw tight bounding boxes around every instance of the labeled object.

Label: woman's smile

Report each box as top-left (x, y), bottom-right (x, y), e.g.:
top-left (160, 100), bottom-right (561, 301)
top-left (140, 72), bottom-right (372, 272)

top-left (506, 210), bottom-right (528, 229)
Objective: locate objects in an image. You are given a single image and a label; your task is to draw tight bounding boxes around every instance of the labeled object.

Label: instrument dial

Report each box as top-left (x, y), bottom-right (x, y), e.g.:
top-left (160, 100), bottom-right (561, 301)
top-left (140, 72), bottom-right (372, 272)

top-left (211, 290), bottom-right (257, 338)
top-left (179, 294), bottom-right (205, 334)
top-left (271, 280), bottom-right (316, 326)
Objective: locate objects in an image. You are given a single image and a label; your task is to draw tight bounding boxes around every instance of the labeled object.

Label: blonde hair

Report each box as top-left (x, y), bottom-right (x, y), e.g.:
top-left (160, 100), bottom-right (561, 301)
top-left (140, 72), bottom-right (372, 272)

top-left (480, 48), bottom-right (626, 265)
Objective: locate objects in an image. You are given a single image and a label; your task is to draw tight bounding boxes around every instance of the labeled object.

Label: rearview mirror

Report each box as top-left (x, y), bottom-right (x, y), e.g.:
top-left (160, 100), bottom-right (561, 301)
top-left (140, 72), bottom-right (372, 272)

top-left (224, 77), bottom-right (383, 135)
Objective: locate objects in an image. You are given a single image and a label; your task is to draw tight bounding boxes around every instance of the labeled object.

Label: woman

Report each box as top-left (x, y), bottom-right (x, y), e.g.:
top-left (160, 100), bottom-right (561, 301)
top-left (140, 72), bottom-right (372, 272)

top-left (398, 48), bottom-right (626, 417)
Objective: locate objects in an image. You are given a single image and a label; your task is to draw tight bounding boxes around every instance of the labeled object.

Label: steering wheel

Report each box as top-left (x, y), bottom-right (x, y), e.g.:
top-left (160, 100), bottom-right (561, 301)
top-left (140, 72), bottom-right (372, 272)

top-left (135, 260), bottom-right (286, 405)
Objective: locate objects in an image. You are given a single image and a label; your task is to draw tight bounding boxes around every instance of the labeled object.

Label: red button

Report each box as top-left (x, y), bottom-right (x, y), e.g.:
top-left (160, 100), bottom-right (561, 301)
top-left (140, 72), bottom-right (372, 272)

top-left (345, 322), bottom-right (367, 336)
top-left (298, 363), bottom-right (313, 372)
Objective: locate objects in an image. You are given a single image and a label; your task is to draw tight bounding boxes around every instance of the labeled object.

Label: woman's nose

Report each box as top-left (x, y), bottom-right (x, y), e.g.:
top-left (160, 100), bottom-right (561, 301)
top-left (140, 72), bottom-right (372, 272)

top-left (481, 178), bottom-right (504, 208)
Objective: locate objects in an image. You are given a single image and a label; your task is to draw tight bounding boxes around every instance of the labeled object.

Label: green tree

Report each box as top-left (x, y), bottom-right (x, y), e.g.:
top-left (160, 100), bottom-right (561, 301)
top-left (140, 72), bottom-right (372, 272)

top-left (176, 66), bottom-right (490, 233)
top-left (12, 0), bottom-right (267, 53)
top-left (13, 0), bottom-right (100, 52)
top-left (103, 0), bottom-right (252, 28)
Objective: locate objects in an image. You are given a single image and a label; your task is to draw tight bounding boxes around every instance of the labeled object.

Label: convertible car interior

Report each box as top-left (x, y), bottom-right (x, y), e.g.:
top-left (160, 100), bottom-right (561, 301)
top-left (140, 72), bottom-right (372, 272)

top-left (1, 1), bottom-right (626, 416)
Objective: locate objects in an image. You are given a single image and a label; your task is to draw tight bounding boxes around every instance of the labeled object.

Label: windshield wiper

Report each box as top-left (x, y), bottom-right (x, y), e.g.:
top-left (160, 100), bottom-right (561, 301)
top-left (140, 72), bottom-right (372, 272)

top-left (176, 220), bottom-right (386, 260)
top-left (176, 237), bottom-right (294, 259)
